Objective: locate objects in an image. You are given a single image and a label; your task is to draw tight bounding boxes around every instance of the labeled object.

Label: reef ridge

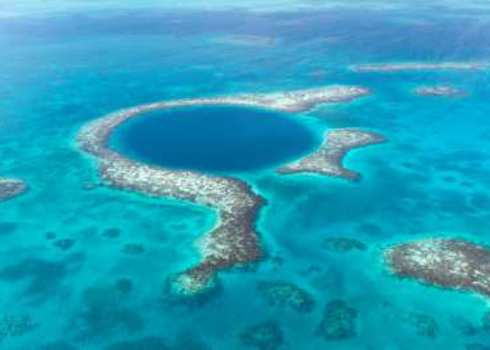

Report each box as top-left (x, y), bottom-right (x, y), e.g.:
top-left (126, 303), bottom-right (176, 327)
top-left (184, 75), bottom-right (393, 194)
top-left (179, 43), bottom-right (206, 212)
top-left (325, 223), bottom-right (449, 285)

top-left (278, 128), bottom-right (385, 181)
top-left (386, 238), bottom-right (490, 298)
top-left (414, 85), bottom-right (464, 97)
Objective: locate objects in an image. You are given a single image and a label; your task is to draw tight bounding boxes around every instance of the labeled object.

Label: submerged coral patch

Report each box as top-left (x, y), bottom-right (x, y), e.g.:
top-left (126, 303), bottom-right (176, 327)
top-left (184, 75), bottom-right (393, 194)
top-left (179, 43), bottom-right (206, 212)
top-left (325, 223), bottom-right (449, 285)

top-left (257, 280), bottom-right (315, 313)
top-left (240, 320), bottom-right (284, 350)
top-left (102, 228), bottom-right (121, 239)
top-left (0, 221), bottom-right (18, 236)
top-left (317, 299), bottom-right (358, 341)
top-left (405, 312), bottom-right (439, 338)
top-left (0, 254), bottom-right (84, 302)
top-left (75, 284), bottom-right (144, 338)
top-left (0, 178), bottom-right (27, 201)
top-left (122, 243), bottom-right (145, 255)
top-left (114, 278), bottom-right (133, 295)
top-left (53, 238), bottom-right (75, 251)
top-left (42, 341), bottom-right (79, 350)
top-left (466, 344), bottom-right (490, 350)
top-left (105, 337), bottom-right (170, 350)
top-left (322, 237), bottom-right (367, 252)
top-left (0, 315), bottom-right (36, 342)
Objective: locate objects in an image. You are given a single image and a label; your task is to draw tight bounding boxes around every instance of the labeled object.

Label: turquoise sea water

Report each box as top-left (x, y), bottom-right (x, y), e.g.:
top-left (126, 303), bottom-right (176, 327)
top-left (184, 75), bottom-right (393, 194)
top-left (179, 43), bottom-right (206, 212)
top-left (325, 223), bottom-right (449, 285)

top-left (111, 106), bottom-right (319, 173)
top-left (2, 2), bottom-right (490, 349)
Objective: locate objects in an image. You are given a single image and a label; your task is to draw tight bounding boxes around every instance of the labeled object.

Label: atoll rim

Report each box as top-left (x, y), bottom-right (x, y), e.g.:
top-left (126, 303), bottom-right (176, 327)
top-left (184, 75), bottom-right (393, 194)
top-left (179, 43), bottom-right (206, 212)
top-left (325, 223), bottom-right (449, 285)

top-left (5, 3), bottom-right (490, 349)
top-left (77, 86), bottom-right (372, 295)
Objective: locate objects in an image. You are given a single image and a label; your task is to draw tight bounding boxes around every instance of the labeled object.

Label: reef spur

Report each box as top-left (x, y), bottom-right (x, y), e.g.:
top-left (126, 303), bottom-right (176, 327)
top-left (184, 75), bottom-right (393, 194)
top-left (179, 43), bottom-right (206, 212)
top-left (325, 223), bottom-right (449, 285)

top-left (385, 238), bottom-right (490, 298)
top-left (414, 85), bottom-right (464, 97)
top-left (0, 178), bottom-right (27, 201)
top-left (78, 86), bottom-right (369, 295)
top-left (278, 128), bottom-right (385, 181)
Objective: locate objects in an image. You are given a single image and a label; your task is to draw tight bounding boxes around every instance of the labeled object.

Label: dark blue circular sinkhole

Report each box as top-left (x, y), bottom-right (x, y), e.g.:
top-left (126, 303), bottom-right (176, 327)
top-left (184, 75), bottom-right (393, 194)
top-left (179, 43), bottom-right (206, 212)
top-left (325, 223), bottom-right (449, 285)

top-left (110, 105), bottom-right (318, 173)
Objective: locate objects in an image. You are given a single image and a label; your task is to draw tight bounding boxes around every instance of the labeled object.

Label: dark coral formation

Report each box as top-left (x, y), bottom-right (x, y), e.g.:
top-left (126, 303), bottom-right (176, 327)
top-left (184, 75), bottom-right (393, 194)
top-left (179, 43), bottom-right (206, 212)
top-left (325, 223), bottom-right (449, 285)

top-left (0, 254), bottom-right (84, 303)
top-left (0, 178), bottom-right (27, 201)
top-left (53, 238), bottom-right (75, 251)
top-left (317, 299), bottom-right (358, 341)
top-left (257, 281), bottom-right (315, 313)
top-left (481, 310), bottom-right (490, 331)
top-left (172, 332), bottom-right (211, 350)
top-left (0, 315), bottom-right (36, 341)
top-left (406, 312), bottom-right (439, 338)
top-left (105, 337), bottom-right (170, 350)
top-left (115, 278), bottom-right (133, 294)
top-left (278, 129), bottom-right (385, 181)
top-left (42, 341), bottom-right (78, 350)
top-left (414, 85), bottom-right (464, 97)
top-left (103, 228), bottom-right (121, 238)
top-left (323, 237), bottom-right (367, 252)
top-left (122, 243), bottom-right (145, 255)
top-left (104, 334), bottom-right (210, 350)
top-left (45, 232), bottom-right (57, 240)
top-left (77, 86), bottom-right (369, 295)
top-left (385, 238), bottom-right (490, 298)
top-left (0, 221), bottom-right (18, 236)
top-left (467, 345), bottom-right (490, 350)
top-left (451, 316), bottom-right (478, 336)
top-left (76, 284), bottom-right (144, 338)
top-left (240, 320), bottom-right (284, 350)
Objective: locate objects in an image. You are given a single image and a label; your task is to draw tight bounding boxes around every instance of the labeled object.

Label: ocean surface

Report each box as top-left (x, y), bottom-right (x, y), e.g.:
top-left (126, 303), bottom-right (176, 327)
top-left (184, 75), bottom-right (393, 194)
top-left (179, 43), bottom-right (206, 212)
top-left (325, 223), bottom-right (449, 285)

top-left (1, 2), bottom-right (490, 349)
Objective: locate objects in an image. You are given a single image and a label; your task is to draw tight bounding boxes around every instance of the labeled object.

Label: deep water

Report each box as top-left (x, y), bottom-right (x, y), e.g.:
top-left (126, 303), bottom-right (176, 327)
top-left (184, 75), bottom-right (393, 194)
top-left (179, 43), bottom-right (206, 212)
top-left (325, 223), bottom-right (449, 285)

top-left (2, 3), bottom-right (490, 350)
top-left (110, 106), bottom-right (319, 173)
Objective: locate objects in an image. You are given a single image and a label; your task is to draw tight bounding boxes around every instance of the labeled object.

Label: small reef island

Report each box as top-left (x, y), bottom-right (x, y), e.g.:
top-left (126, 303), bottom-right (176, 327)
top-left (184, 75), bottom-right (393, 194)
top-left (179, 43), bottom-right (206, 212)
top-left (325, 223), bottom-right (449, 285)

top-left (0, 178), bottom-right (27, 201)
top-left (278, 128), bottom-right (385, 181)
top-left (78, 86), bottom-right (382, 296)
top-left (350, 62), bottom-right (489, 72)
top-left (385, 238), bottom-right (490, 298)
top-left (414, 85), bottom-right (464, 97)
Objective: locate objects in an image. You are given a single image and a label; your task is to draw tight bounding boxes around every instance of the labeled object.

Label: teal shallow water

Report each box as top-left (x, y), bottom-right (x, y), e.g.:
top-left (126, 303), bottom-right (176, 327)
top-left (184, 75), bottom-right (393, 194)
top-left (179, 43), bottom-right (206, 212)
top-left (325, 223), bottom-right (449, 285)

top-left (1, 4), bottom-right (490, 350)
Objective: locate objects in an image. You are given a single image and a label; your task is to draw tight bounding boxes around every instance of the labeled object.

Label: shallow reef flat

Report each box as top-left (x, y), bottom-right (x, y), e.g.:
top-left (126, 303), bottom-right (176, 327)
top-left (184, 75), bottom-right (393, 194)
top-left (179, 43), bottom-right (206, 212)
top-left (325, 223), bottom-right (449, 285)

top-left (0, 178), bottom-right (27, 201)
top-left (350, 62), bottom-right (489, 72)
top-left (414, 85), bottom-right (465, 97)
top-left (385, 238), bottom-right (490, 298)
top-left (78, 86), bottom-right (369, 296)
top-left (278, 128), bottom-right (385, 181)
top-left (317, 299), bottom-right (358, 341)
top-left (240, 320), bottom-right (284, 350)
top-left (257, 280), bottom-right (315, 313)
top-left (322, 237), bottom-right (367, 252)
